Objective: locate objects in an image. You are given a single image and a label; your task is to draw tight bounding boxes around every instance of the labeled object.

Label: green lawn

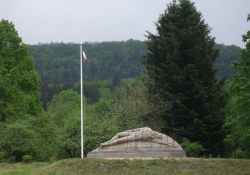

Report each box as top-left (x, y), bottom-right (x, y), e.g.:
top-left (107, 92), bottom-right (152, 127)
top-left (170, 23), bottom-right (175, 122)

top-left (0, 158), bottom-right (250, 175)
top-left (0, 162), bottom-right (47, 175)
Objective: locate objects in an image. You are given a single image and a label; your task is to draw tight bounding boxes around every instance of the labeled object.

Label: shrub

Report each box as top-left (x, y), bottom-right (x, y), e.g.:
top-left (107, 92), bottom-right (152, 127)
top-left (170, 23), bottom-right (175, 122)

top-left (0, 152), bottom-right (5, 162)
top-left (49, 156), bottom-right (57, 163)
top-left (7, 156), bottom-right (16, 163)
top-left (22, 155), bottom-right (32, 163)
top-left (233, 149), bottom-right (247, 159)
top-left (181, 139), bottom-right (205, 157)
top-left (0, 124), bottom-right (34, 161)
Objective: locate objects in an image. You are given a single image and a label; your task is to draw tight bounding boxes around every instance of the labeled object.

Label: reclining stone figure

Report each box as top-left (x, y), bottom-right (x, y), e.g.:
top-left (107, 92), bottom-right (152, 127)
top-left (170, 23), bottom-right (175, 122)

top-left (100, 127), bottom-right (180, 148)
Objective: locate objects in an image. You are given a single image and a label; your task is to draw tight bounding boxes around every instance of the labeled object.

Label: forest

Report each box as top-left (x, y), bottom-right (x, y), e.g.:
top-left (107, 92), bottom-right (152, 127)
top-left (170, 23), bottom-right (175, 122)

top-left (0, 0), bottom-right (250, 164)
top-left (28, 41), bottom-right (240, 107)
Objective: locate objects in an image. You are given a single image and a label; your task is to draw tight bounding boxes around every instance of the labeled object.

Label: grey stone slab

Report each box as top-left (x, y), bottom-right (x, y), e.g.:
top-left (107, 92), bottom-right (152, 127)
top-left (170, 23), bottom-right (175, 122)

top-left (88, 150), bottom-right (186, 158)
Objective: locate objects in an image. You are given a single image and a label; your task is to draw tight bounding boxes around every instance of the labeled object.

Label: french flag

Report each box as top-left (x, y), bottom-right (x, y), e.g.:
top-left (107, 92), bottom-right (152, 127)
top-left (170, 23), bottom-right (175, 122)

top-left (82, 51), bottom-right (88, 64)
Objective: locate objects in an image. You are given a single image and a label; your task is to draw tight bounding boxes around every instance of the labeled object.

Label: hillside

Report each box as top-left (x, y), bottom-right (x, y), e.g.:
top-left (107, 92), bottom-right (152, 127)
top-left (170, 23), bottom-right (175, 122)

top-left (1, 158), bottom-right (250, 175)
top-left (28, 41), bottom-right (240, 106)
top-left (29, 41), bottom-right (240, 84)
top-left (215, 44), bottom-right (241, 80)
top-left (29, 40), bottom-right (145, 84)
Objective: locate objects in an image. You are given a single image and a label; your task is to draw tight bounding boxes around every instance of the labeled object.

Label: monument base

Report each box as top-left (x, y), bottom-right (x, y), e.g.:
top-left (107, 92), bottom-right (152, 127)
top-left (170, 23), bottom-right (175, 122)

top-left (87, 149), bottom-right (186, 158)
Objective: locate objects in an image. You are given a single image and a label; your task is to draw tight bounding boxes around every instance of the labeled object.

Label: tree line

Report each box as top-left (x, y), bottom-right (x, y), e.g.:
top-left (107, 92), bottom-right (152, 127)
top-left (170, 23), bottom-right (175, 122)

top-left (29, 41), bottom-right (240, 83)
top-left (28, 41), bottom-right (240, 107)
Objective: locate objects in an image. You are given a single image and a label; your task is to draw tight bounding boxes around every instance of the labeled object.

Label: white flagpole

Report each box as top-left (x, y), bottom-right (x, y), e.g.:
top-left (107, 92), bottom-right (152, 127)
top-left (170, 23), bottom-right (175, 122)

top-left (80, 44), bottom-right (84, 158)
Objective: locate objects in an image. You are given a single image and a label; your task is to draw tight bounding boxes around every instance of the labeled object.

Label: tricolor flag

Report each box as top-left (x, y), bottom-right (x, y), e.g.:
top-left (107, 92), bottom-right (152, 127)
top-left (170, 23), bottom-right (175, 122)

top-left (82, 51), bottom-right (88, 63)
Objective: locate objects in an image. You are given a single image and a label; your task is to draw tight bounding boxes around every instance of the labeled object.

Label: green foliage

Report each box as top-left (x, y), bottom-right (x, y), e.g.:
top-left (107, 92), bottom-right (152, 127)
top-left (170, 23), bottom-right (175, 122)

top-left (84, 115), bottom-right (118, 155)
top-left (7, 156), bottom-right (16, 163)
top-left (215, 44), bottom-right (241, 80)
top-left (0, 20), bottom-right (42, 161)
top-left (47, 89), bottom-right (81, 159)
top-left (0, 19), bottom-right (42, 122)
top-left (29, 40), bottom-right (145, 84)
top-left (0, 152), bottom-right (4, 162)
top-left (28, 40), bottom-right (145, 107)
top-left (144, 0), bottom-right (227, 155)
top-left (85, 87), bottom-right (101, 104)
top-left (181, 139), bottom-right (205, 157)
top-left (35, 86), bottom-right (118, 159)
top-left (22, 155), bottom-right (32, 163)
top-left (111, 82), bottom-right (169, 131)
top-left (94, 99), bottom-right (112, 118)
top-left (28, 41), bottom-right (240, 107)
top-left (233, 149), bottom-right (248, 159)
top-left (0, 122), bottom-right (35, 161)
top-left (110, 74), bottom-right (121, 91)
top-left (29, 114), bottom-right (59, 161)
top-left (225, 16), bottom-right (250, 158)
top-left (47, 89), bottom-right (80, 122)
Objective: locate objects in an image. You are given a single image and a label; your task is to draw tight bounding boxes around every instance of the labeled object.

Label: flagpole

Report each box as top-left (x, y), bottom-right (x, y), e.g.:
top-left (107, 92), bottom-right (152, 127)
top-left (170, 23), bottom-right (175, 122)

top-left (80, 44), bottom-right (84, 158)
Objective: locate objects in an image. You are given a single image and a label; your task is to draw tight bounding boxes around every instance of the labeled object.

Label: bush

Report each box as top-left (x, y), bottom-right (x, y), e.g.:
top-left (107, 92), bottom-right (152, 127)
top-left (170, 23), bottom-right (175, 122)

top-left (22, 155), bottom-right (32, 163)
top-left (49, 156), bottom-right (57, 163)
top-left (7, 156), bottom-right (16, 163)
top-left (181, 139), bottom-right (205, 157)
top-left (0, 124), bottom-right (34, 161)
top-left (0, 152), bottom-right (5, 162)
top-left (233, 149), bottom-right (247, 159)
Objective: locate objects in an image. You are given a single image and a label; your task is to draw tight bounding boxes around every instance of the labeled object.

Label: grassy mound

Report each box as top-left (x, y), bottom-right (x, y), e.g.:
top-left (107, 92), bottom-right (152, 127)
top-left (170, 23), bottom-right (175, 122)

top-left (0, 158), bottom-right (250, 175)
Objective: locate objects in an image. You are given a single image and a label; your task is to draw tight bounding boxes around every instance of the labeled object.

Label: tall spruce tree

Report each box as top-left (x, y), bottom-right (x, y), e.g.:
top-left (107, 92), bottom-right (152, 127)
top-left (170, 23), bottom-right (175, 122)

top-left (144, 0), bottom-right (227, 155)
top-left (0, 19), bottom-right (42, 122)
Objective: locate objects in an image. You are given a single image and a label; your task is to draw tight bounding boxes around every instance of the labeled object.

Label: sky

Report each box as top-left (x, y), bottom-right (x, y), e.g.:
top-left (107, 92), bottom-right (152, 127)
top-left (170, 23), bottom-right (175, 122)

top-left (0, 0), bottom-right (249, 47)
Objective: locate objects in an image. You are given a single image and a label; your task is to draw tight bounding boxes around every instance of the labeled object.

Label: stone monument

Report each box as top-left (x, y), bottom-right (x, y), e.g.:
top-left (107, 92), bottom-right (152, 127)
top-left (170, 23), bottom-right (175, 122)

top-left (87, 127), bottom-right (186, 158)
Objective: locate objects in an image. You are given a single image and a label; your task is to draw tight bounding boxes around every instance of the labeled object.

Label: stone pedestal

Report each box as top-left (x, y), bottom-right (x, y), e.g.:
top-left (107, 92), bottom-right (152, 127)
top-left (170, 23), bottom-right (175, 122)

top-left (87, 127), bottom-right (186, 158)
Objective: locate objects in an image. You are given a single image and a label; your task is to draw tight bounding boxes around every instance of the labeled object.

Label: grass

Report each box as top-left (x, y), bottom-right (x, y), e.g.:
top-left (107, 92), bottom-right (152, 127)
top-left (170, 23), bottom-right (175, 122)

top-left (0, 162), bottom-right (48, 175)
top-left (0, 158), bottom-right (250, 175)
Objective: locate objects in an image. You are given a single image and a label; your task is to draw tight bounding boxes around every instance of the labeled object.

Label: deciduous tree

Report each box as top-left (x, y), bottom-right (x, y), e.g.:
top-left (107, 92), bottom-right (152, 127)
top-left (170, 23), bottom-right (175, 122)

top-left (225, 15), bottom-right (250, 157)
top-left (0, 19), bottom-right (42, 122)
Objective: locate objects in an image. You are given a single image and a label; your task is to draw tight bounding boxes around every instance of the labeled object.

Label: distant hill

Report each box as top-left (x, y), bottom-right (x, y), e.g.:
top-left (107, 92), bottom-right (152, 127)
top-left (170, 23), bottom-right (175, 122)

top-left (29, 40), bottom-right (145, 85)
top-left (29, 40), bottom-right (240, 84)
top-left (215, 44), bottom-right (241, 80)
top-left (28, 40), bottom-right (240, 106)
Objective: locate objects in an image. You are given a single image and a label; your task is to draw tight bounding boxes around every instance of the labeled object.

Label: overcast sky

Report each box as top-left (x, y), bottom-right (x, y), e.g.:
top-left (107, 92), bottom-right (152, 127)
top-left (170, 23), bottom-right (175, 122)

top-left (0, 0), bottom-right (249, 47)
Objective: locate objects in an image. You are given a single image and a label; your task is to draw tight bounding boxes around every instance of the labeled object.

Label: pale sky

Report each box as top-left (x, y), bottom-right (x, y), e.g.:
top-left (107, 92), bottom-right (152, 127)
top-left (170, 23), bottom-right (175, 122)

top-left (0, 0), bottom-right (249, 47)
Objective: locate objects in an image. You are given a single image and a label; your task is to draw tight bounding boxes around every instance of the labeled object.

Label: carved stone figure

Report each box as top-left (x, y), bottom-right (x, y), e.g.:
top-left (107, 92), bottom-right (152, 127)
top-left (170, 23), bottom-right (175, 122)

top-left (88, 127), bottom-right (186, 158)
top-left (101, 127), bottom-right (180, 148)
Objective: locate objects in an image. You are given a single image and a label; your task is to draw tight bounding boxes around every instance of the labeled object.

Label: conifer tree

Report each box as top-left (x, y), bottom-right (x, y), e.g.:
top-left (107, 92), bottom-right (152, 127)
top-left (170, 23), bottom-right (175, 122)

top-left (144, 0), bottom-right (227, 155)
